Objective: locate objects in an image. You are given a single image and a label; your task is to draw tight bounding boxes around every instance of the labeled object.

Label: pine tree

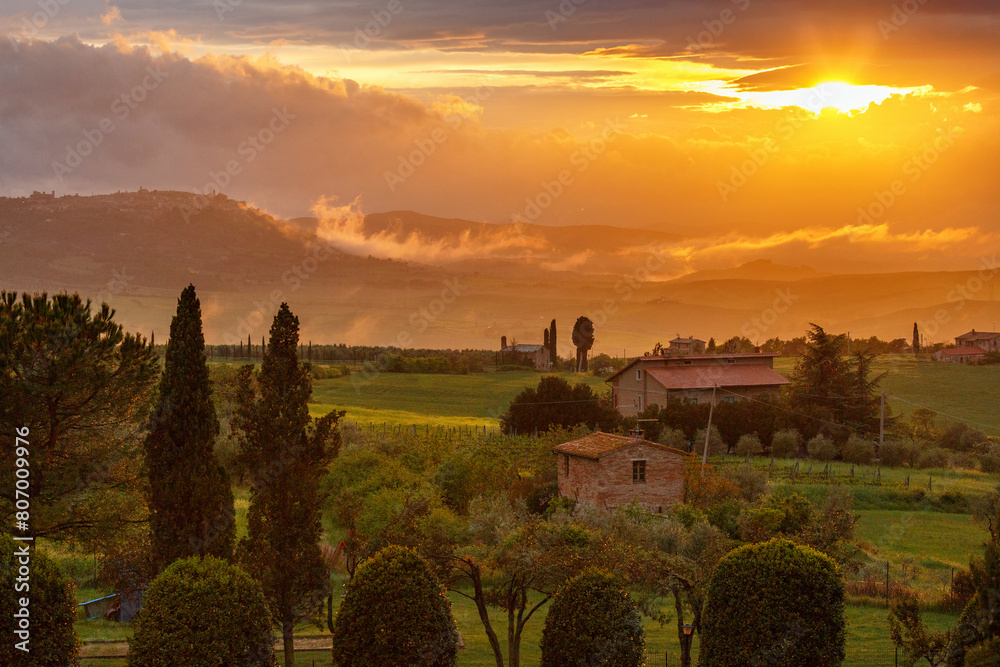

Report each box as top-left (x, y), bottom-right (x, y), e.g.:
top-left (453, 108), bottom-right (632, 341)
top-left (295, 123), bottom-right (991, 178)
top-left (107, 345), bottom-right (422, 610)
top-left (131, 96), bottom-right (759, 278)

top-left (912, 322), bottom-right (921, 355)
top-left (234, 303), bottom-right (343, 667)
top-left (145, 285), bottom-right (235, 571)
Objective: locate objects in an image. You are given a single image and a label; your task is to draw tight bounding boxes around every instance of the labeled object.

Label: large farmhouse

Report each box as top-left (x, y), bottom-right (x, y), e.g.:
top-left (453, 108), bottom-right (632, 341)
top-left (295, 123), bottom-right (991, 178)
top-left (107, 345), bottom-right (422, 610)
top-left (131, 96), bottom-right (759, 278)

top-left (955, 330), bottom-right (1000, 352)
top-left (606, 354), bottom-right (790, 417)
top-left (552, 431), bottom-right (686, 510)
top-left (499, 336), bottom-right (551, 370)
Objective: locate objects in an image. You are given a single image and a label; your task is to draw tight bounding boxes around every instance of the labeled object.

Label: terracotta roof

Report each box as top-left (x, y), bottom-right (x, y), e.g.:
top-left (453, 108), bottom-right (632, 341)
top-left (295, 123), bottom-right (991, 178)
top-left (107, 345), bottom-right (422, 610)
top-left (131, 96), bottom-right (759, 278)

top-left (645, 364), bottom-right (790, 391)
top-left (552, 431), bottom-right (686, 460)
top-left (604, 354), bottom-right (780, 382)
top-left (957, 331), bottom-right (1000, 340)
top-left (503, 344), bottom-right (544, 353)
top-left (939, 347), bottom-right (987, 356)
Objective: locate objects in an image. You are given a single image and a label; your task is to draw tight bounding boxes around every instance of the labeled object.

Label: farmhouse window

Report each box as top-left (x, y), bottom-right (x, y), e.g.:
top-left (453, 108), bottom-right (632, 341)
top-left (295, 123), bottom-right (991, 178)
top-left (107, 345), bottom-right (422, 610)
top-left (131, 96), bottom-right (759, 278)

top-left (632, 460), bottom-right (646, 484)
top-left (636, 368), bottom-right (642, 380)
top-left (564, 454), bottom-right (570, 476)
top-left (637, 394), bottom-right (644, 411)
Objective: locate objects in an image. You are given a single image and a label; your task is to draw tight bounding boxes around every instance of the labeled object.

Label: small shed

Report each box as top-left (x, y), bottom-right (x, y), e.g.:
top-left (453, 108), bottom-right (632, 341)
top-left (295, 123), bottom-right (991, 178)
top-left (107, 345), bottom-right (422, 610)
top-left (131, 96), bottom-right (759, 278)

top-left (552, 431), bottom-right (686, 511)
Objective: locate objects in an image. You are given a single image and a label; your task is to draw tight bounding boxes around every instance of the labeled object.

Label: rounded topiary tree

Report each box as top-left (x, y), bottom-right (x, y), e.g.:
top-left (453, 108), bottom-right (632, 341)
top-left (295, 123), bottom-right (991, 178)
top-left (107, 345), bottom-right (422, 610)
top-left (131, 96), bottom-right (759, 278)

top-left (699, 538), bottom-right (845, 667)
top-left (128, 556), bottom-right (275, 667)
top-left (0, 533), bottom-right (79, 666)
top-left (540, 569), bottom-right (644, 667)
top-left (331, 545), bottom-right (458, 667)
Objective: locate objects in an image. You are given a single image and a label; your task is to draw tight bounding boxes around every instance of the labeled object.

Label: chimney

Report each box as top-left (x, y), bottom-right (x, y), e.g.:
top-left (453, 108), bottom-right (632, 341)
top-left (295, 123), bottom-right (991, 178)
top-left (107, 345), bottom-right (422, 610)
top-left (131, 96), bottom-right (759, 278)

top-left (501, 336), bottom-right (507, 349)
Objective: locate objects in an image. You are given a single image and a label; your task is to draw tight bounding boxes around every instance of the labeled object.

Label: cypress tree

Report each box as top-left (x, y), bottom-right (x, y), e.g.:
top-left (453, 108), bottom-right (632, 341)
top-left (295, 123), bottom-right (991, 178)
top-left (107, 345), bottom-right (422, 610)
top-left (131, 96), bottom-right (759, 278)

top-left (913, 322), bottom-right (921, 355)
top-left (234, 303), bottom-right (342, 667)
top-left (549, 318), bottom-right (558, 362)
top-left (145, 284), bottom-right (235, 571)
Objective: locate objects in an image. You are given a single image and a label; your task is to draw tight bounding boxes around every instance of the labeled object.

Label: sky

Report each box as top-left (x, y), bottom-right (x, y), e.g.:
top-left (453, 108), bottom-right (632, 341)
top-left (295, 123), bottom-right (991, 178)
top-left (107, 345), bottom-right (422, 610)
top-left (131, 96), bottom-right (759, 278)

top-left (1, 0), bottom-right (999, 274)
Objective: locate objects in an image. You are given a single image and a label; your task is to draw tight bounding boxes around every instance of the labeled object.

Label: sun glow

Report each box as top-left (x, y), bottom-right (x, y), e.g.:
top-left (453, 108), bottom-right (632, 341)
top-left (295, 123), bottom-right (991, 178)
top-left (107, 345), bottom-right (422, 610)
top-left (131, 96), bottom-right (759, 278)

top-left (724, 81), bottom-right (916, 113)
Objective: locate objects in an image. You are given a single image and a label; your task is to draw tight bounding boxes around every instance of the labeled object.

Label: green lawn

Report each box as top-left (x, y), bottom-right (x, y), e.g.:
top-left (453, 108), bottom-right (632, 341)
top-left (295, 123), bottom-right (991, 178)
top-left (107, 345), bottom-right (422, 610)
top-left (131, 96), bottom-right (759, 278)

top-left (855, 510), bottom-right (984, 574)
top-left (774, 354), bottom-right (1000, 433)
top-left (309, 369), bottom-right (607, 427)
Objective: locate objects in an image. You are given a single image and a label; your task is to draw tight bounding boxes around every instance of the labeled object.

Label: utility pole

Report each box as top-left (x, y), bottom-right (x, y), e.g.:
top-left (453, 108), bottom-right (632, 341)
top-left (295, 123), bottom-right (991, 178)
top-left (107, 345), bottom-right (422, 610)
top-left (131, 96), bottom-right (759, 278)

top-left (702, 384), bottom-right (717, 465)
top-left (879, 392), bottom-right (885, 450)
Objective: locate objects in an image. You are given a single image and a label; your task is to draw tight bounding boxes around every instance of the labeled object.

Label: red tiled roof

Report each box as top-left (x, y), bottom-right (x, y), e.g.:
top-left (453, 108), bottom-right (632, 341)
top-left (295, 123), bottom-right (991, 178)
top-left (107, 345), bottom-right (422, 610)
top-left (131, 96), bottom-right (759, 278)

top-left (957, 331), bottom-right (1000, 340)
top-left (939, 347), bottom-right (987, 356)
top-left (646, 364), bottom-right (790, 391)
top-left (552, 431), bottom-right (686, 460)
top-left (605, 354), bottom-right (780, 382)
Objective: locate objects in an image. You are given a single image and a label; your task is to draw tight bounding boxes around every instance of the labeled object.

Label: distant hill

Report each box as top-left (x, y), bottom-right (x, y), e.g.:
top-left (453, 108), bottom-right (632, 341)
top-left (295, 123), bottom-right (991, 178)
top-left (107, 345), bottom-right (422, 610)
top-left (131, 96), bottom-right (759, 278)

top-left (3, 190), bottom-right (998, 352)
top-left (671, 259), bottom-right (827, 284)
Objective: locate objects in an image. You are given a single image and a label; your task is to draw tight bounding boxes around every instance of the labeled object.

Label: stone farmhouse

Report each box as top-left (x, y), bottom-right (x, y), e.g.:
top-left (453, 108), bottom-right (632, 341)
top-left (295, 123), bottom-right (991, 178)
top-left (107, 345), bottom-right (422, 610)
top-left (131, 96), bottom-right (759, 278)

top-left (668, 336), bottom-right (707, 355)
top-left (955, 330), bottom-right (1000, 352)
top-left (552, 431), bottom-right (686, 510)
top-left (499, 336), bottom-right (551, 370)
top-left (933, 347), bottom-right (987, 364)
top-left (606, 354), bottom-right (790, 417)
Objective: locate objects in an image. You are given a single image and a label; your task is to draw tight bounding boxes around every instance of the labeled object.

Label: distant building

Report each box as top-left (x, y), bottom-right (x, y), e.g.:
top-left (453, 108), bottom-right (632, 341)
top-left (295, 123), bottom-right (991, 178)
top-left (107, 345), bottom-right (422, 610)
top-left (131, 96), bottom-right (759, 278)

top-left (668, 336), bottom-right (707, 355)
top-left (606, 354), bottom-right (789, 417)
top-left (552, 431), bottom-right (685, 510)
top-left (499, 336), bottom-right (551, 370)
top-left (933, 347), bottom-right (987, 364)
top-left (955, 330), bottom-right (1000, 353)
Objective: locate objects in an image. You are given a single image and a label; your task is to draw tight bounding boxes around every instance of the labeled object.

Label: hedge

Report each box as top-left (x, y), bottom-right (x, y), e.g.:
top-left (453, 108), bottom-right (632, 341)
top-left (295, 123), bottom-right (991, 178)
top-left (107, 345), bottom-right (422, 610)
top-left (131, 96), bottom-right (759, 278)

top-left (128, 556), bottom-right (275, 666)
top-left (331, 545), bottom-right (458, 666)
top-left (0, 533), bottom-right (79, 666)
top-left (699, 538), bottom-right (845, 667)
top-left (540, 569), bottom-right (644, 667)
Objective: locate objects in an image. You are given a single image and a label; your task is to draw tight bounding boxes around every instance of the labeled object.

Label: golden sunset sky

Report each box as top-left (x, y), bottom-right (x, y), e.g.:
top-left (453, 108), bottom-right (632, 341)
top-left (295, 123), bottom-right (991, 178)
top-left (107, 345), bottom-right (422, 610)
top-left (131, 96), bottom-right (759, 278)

top-left (1, 0), bottom-right (998, 274)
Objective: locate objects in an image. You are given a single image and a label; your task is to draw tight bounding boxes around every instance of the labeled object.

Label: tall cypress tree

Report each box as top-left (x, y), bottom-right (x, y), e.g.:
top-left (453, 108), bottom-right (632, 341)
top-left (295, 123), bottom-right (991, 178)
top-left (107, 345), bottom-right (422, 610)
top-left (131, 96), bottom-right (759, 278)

top-left (549, 318), bottom-right (558, 362)
top-left (912, 322), bottom-right (921, 355)
top-left (234, 303), bottom-right (342, 667)
top-left (145, 284), bottom-right (234, 570)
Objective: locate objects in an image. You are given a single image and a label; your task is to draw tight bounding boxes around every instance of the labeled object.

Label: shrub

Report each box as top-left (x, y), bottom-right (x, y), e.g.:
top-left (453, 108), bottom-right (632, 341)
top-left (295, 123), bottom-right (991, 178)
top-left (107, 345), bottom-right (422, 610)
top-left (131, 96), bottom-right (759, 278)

top-left (770, 429), bottom-right (802, 459)
top-left (0, 534), bottom-right (79, 666)
top-left (695, 426), bottom-right (726, 456)
top-left (706, 498), bottom-right (744, 539)
top-left (964, 638), bottom-right (1000, 666)
top-left (699, 539), bottom-right (845, 667)
top-left (540, 570), bottom-right (644, 667)
top-left (657, 427), bottom-right (688, 451)
top-left (842, 435), bottom-right (876, 465)
top-left (938, 423), bottom-right (989, 452)
top-left (721, 463), bottom-right (769, 503)
top-left (735, 434), bottom-right (763, 457)
top-left (737, 508), bottom-right (785, 543)
top-left (807, 434), bottom-right (838, 462)
top-left (980, 445), bottom-right (1000, 474)
top-left (918, 447), bottom-right (951, 470)
top-left (331, 546), bottom-right (458, 666)
top-left (880, 439), bottom-right (919, 468)
top-left (128, 556), bottom-right (274, 667)
top-left (762, 493), bottom-right (815, 535)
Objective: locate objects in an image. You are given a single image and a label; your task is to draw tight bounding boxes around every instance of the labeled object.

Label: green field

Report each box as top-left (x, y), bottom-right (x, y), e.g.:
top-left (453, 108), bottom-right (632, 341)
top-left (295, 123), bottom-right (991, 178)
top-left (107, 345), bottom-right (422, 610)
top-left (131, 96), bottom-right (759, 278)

top-left (309, 370), bottom-right (606, 427)
top-left (307, 355), bottom-right (1000, 434)
top-left (774, 354), bottom-right (1000, 433)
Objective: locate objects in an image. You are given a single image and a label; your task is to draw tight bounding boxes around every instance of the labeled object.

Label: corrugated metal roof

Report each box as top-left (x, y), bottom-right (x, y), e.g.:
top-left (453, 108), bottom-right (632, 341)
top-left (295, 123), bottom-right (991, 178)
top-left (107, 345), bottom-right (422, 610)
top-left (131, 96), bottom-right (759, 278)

top-left (645, 364), bottom-right (790, 390)
top-left (552, 431), bottom-right (686, 460)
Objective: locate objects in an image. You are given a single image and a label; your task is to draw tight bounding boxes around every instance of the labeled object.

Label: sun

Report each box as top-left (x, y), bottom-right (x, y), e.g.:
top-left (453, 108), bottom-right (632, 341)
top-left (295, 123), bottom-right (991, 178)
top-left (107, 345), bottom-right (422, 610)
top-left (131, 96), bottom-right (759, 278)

top-left (722, 80), bottom-right (916, 114)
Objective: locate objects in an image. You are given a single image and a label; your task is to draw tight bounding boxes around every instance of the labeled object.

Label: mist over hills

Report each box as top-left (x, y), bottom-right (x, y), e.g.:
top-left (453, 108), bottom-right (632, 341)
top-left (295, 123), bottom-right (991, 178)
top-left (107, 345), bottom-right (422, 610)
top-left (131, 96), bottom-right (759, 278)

top-left (2, 190), bottom-right (997, 353)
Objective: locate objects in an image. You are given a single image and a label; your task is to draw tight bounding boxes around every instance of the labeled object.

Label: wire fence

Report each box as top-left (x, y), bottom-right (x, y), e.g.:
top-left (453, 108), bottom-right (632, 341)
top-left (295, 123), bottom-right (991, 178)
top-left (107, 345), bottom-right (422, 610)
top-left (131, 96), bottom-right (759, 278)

top-left (645, 646), bottom-right (901, 666)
